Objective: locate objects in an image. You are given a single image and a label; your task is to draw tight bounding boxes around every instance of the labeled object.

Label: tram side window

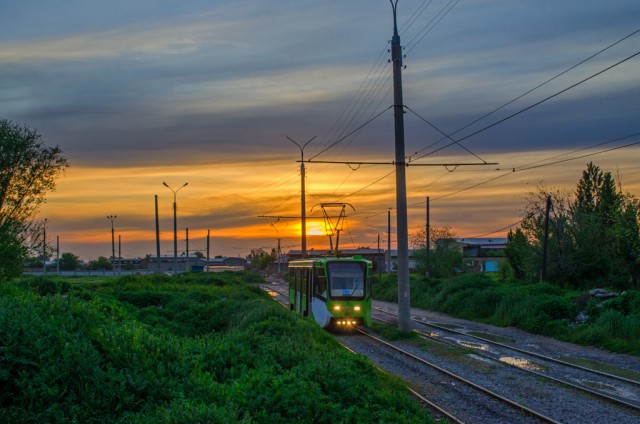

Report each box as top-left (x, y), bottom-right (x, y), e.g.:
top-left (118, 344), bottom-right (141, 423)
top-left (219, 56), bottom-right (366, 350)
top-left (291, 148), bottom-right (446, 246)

top-left (314, 267), bottom-right (327, 299)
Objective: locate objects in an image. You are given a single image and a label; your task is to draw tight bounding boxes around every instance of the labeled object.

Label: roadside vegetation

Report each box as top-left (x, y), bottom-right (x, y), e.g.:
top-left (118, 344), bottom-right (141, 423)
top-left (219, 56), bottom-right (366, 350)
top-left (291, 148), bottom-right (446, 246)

top-left (373, 273), bottom-right (640, 355)
top-left (0, 271), bottom-right (430, 423)
top-left (388, 163), bottom-right (639, 356)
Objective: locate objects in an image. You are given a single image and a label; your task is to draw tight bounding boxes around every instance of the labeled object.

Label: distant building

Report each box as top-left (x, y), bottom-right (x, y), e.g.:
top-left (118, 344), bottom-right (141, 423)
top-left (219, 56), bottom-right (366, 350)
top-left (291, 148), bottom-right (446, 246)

top-left (145, 255), bottom-right (208, 273)
top-left (386, 250), bottom-right (420, 273)
top-left (207, 257), bottom-right (247, 269)
top-left (437, 238), bottom-right (507, 272)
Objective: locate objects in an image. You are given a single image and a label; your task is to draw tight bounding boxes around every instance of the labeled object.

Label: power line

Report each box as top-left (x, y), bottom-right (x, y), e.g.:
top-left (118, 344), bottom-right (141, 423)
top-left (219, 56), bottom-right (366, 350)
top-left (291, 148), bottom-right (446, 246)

top-left (400, 0), bottom-right (435, 34)
top-left (404, 0), bottom-right (460, 54)
top-left (408, 27), bottom-right (640, 160)
top-left (308, 106), bottom-right (392, 161)
top-left (333, 170), bottom-right (396, 203)
top-left (404, 105), bottom-right (487, 162)
top-left (410, 49), bottom-right (640, 162)
top-left (470, 220), bottom-right (524, 238)
top-left (431, 131), bottom-right (640, 202)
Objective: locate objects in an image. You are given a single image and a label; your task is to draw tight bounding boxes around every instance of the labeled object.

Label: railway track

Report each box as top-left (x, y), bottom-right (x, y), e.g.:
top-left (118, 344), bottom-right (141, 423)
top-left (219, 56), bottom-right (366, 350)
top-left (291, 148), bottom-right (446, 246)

top-left (261, 285), bottom-right (465, 421)
top-left (373, 306), bottom-right (640, 413)
top-left (262, 283), bottom-right (640, 422)
top-left (262, 284), bottom-right (551, 422)
top-left (339, 328), bottom-right (558, 423)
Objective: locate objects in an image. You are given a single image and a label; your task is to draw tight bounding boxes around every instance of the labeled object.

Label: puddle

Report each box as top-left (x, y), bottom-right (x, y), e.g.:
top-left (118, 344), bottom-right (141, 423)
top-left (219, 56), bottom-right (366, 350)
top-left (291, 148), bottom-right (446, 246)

top-left (582, 380), bottom-right (617, 393)
top-left (500, 356), bottom-right (550, 372)
top-left (467, 331), bottom-right (516, 344)
top-left (430, 322), bottom-right (464, 330)
top-left (457, 340), bottom-right (490, 351)
top-left (468, 353), bottom-right (493, 364)
top-left (561, 357), bottom-right (640, 383)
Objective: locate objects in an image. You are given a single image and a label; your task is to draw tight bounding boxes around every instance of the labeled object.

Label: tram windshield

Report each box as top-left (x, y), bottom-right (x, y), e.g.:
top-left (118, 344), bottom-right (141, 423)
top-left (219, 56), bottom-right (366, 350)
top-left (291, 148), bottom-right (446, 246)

top-left (327, 261), bottom-right (366, 298)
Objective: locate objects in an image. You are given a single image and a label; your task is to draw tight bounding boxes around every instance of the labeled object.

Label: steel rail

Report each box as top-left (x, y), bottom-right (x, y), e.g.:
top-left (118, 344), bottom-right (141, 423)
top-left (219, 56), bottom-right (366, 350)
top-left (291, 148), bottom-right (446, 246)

top-left (374, 305), bottom-right (640, 387)
top-left (354, 326), bottom-right (559, 424)
top-left (373, 313), bottom-right (640, 414)
top-left (259, 285), bottom-right (464, 421)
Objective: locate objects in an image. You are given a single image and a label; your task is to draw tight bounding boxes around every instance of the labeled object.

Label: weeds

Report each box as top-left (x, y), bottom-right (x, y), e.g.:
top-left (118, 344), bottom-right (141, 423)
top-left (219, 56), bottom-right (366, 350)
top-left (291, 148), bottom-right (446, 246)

top-left (0, 272), bottom-right (431, 423)
top-left (373, 273), bottom-right (639, 355)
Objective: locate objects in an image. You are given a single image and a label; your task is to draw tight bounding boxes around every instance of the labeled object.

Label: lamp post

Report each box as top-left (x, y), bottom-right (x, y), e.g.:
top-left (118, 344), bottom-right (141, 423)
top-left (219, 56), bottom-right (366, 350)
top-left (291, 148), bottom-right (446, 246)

top-left (163, 182), bottom-right (188, 274)
top-left (106, 215), bottom-right (117, 274)
top-left (42, 218), bottom-right (47, 275)
top-left (286, 136), bottom-right (315, 258)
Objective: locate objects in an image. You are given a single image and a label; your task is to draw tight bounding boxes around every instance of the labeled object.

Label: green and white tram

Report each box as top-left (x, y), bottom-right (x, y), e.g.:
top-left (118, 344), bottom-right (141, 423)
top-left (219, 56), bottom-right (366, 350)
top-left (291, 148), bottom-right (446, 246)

top-left (288, 256), bottom-right (372, 328)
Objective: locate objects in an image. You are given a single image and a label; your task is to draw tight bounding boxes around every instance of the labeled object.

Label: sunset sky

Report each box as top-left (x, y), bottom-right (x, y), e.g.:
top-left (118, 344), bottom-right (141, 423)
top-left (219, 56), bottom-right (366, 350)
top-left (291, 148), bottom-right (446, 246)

top-left (2, 0), bottom-right (639, 261)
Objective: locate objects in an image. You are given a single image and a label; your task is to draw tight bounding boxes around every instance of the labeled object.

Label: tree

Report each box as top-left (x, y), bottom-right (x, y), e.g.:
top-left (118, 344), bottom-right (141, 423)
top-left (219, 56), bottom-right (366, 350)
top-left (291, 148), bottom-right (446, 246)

top-left (504, 228), bottom-right (532, 280)
top-left (509, 163), bottom-right (639, 288)
top-left (0, 118), bottom-right (68, 280)
top-left (59, 252), bottom-right (81, 271)
top-left (612, 193), bottom-right (640, 287)
top-left (410, 225), bottom-right (456, 251)
top-left (246, 248), bottom-right (276, 270)
top-left (87, 256), bottom-right (112, 270)
top-left (569, 163), bottom-right (623, 283)
top-left (0, 219), bottom-right (26, 279)
top-left (410, 225), bottom-right (459, 276)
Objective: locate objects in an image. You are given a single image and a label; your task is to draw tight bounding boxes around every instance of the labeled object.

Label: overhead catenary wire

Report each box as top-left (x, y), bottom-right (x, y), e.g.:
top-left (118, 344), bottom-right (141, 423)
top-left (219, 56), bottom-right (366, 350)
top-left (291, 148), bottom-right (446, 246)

top-left (310, 24), bottom-right (640, 214)
top-left (408, 27), bottom-right (640, 160)
top-left (260, 9), bottom-right (639, 250)
top-left (308, 106), bottom-right (392, 161)
top-left (310, 0), bottom-right (459, 165)
top-left (404, 0), bottom-right (460, 54)
top-left (410, 50), bottom-right (640, 162)
top-left (469, 220), bottom-right (524, 238)
top-left (404, 105), bottom-right (487, 163)
top-left (429, 132), bottom-right (640, 202)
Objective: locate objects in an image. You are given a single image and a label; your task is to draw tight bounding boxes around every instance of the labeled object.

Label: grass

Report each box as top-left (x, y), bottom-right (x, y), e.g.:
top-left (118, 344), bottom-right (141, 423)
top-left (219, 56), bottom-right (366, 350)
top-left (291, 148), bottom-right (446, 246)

top-left (372, 273), bottom-right (640, 356)
top-left (1, 272), bottom-right (432, 423)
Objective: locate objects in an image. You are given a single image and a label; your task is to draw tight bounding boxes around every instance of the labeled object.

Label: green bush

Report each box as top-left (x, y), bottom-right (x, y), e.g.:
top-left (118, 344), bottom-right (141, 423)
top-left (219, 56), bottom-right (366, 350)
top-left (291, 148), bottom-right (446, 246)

top-left (0, 272), bottom-right (431, 422)
top-left (373, 273), bottom-right (640, 354)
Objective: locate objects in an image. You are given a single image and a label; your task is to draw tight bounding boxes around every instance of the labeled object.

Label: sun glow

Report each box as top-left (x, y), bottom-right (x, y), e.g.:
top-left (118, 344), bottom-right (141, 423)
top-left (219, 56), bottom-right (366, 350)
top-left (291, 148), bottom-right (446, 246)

top-left (304, 220), bottom-right (327, 236)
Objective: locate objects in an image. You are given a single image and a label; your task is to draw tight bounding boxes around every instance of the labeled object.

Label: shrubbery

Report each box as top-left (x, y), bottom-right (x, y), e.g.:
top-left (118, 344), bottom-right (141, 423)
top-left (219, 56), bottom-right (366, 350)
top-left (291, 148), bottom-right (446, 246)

top-left (1, 272), bottom-right (430, 423)
top-left (373, 273), bottom-right (640, 355)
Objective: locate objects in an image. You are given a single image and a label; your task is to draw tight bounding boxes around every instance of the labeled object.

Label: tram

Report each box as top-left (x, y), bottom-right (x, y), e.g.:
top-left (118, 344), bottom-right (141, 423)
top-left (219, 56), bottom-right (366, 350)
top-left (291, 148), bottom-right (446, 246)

top-left (287, 256), bottom-right (372, 328)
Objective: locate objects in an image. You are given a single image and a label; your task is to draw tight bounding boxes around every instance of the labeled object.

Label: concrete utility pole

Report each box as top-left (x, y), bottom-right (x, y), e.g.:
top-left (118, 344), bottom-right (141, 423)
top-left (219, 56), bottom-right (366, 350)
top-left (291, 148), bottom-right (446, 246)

top-left (155, 195), bottom-right (161, 273)
top-left (106, 215), bottom-right (116, 274)
top-left (186, 228), bottom-right (190, 272)
top-left (163, 182), bottom-right (188, 274)
top-left (206, 229), bottom-right (211, 271)
top-left (426, 196), bottom-right (430, 277)
top-left (56, 235), bottom-right (60, 275)
top-left (287, 136), bottom-right (316, 258)
top-left (390, 0), bottom-right (411, 331)
top-left (42, 218), bottom-right (47, 275)
top-left (118, 234), bottom-right (121, 275)
top-left (541, 195), bottom-right (552, 281)
top-left (387, 209), bottom-right (391, 274)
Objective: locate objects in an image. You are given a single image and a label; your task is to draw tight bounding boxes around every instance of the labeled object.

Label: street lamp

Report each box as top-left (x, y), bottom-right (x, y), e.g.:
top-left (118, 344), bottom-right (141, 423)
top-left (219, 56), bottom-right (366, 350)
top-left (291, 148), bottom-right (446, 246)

top-left (286, 136), bottom-right (315, 258)
top-left (106, 215), bottom-right (117, 273)
top-left (163, 182), bottom-right (188, 274)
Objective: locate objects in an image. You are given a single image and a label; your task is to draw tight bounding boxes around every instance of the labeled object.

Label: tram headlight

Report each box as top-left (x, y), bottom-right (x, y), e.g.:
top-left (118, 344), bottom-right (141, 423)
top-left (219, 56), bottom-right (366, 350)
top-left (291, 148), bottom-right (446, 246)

top-left (354, 306), bottom-right (361, 312)
top-left (333, 305), bottom-right (341, 311)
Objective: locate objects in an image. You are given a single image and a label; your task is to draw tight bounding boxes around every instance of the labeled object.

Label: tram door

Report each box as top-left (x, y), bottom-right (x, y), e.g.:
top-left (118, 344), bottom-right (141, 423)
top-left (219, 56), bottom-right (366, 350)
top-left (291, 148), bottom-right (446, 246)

top-left (295, 268), bottom-right (302, 314)
top-left (304, 268), bottom-right (312, 317)
top-left (293, 267), bottom-right (312, 317)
